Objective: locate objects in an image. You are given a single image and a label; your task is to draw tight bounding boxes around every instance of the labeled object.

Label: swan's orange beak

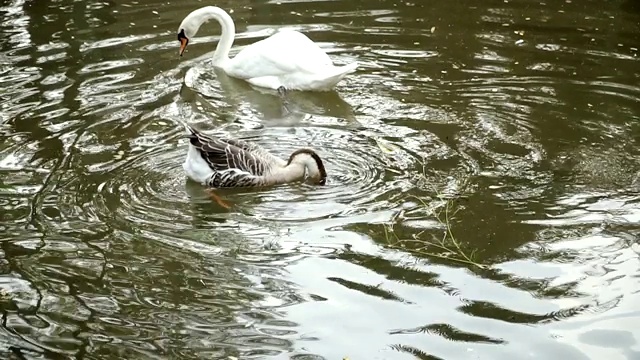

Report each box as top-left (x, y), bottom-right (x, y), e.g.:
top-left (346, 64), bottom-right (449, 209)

top-left (179, 37), bottom-right (188, 57)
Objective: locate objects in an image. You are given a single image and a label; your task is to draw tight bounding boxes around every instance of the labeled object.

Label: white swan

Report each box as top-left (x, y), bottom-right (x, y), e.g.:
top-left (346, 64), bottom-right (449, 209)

top-left (177, 6), bottom-right (358, 92)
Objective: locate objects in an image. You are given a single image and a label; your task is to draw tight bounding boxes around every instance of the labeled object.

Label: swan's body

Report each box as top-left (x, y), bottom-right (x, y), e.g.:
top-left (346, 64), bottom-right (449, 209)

top-left (177, 6), bottom-right (358, 91)
top-left (182, 123), bottom-right (327, 188)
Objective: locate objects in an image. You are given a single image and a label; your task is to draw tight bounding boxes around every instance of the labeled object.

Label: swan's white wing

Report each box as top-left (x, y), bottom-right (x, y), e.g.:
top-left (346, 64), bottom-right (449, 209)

top-left (224, 30), bottom-right (334, 79)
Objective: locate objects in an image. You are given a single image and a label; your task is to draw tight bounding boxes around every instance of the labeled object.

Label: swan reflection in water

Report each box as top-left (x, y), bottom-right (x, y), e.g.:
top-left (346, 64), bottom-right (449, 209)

top-left (181, 65), bottom-right (358, 126)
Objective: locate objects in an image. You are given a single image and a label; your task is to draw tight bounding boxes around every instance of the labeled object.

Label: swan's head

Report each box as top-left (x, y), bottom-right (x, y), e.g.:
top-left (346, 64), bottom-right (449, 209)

top-left (287, 149), bottom-right (327, 185)
top-left (177, 7), bottom-right (212, 56)
top-left (177, 6), bottom-right (234, 57)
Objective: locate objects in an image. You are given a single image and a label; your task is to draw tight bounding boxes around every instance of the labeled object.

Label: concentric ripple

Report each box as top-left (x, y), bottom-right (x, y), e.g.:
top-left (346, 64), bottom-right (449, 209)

top-left (174, 124), bottom-right (424, 222)
top-left (73, 120), bottom-right (423, 246)
top-left (64, 104), bottom-right (449, 255)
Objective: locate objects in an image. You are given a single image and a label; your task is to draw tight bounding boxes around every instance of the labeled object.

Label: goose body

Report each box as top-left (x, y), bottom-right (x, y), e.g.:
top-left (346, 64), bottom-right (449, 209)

top-left (182, 124), bottom-right (327, 188)
top-left (177, 6), bottom-right (358, 91)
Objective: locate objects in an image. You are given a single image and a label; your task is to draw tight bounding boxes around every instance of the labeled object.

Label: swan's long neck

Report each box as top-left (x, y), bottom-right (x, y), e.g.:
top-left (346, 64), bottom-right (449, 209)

top-left (180, 6), bottom-right (236, 66)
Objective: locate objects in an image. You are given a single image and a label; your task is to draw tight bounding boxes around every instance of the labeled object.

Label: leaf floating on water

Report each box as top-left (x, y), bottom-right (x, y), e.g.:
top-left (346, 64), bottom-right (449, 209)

top-left (375, 138), bottom-right (399, 154)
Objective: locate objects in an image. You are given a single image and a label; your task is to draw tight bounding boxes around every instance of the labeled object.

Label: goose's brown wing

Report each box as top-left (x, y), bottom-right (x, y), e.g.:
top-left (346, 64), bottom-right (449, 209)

top-left (185, 125), bottom-right (273, 176)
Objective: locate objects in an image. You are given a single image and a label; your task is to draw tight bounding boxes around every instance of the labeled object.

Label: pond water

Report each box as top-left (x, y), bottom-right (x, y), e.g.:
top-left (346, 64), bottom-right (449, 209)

top-left (1, 0), bottom-right (639, 359)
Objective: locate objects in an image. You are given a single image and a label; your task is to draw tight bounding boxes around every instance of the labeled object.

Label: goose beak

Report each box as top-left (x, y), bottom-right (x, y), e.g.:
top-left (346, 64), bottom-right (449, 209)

top-left (179, 38), bottom-right (188, 57)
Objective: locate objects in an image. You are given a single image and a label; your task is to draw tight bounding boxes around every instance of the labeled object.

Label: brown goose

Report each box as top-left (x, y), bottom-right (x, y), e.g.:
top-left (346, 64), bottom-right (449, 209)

top-left (182, 123), bottom-right (327, 207)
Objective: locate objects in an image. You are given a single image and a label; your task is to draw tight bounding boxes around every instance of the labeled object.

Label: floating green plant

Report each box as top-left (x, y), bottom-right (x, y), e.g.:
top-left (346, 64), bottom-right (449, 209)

top-left (384, 160), bottom-right (486, 270)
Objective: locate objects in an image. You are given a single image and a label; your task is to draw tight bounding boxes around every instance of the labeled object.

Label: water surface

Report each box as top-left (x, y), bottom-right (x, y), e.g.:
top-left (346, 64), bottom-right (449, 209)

top-left (1, 0), bottom-right (639, 359)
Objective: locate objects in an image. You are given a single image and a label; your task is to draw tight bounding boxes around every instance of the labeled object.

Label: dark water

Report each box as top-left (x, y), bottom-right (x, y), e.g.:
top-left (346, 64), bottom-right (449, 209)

top-left (1, 0), bottom-right (639, 358)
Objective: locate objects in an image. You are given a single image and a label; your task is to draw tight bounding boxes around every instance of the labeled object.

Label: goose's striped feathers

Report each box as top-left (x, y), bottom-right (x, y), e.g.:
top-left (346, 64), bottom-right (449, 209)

top-left (185, 124), bottom-right (283, 177)
top-left (182, 124), bottom-right (328, 189)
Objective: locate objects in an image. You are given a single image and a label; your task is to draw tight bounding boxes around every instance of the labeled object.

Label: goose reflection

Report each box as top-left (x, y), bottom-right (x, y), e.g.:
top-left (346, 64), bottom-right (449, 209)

top-left (181, 65), bottom-right (357, 125)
